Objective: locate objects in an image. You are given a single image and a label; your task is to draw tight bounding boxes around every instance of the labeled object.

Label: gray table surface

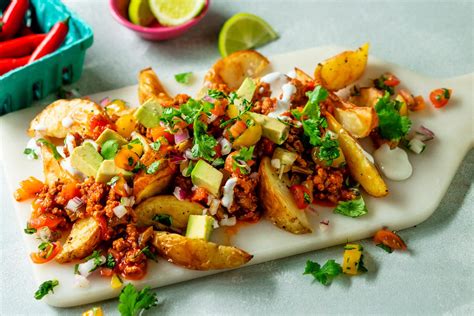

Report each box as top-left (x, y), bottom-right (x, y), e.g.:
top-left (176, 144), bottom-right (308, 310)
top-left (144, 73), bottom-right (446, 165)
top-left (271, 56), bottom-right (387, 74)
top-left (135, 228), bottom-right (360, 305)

top-left (1, 0), bottom-right (473, 315)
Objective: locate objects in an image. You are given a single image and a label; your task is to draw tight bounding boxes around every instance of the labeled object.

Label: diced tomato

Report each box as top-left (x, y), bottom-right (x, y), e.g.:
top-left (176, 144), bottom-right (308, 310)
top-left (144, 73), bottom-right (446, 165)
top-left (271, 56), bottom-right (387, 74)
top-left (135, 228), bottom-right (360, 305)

top-left (430, 88), bottom-right (452, 108)
top-left (191, 187), bottom-right (209, 203)
top-left (14, 177), bottom-right (45, 201)
top-left (150, 126), bottom-right (174, 144)
top-left (29, 213), bottom-right (64, 230)
top-left (60, 181), bottom-right (80, 201)
top-left (383, 74), bottom-right (400, 87)
top-left (96, 216), bottom-right (111, 241)
top-left (290, 184), bottom-right (312, 209)
top-left (30, 241), bottom-right (62, 264)
top-left (411, 95), bottom-right (426, 111)
top-left (228, 120), bottom-right (247, 139)
top-left (373, 228), bottom-right (407, 250)
top-left (89, 114), bottom-right (114, 139)
top-left (100, 267), bottom-right (114, 277)
top-left (211, 100), bottom-right (227, 117)
top-left (214, 144), bottom-right (222, 157)
top-left (114, 148), bottom-right (140, 171)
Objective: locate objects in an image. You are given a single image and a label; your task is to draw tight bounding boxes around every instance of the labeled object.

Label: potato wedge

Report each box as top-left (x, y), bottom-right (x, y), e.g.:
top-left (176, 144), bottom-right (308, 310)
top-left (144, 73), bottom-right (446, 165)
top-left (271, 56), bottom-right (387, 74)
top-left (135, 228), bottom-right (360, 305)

top-left (153, 231), bottom-right (253, 270)
top-left (41, 145), bottom-right (75, 186)
top-left (349, 87), bottom-right (383, 107)
top-left (326, 113), bottom-right (388, 197)
top-left (294, 67), bottom-right (313, 84)
top-left (334, 103), bottom-right (378, 138)
top-left (314, 43), bottom-right (369, 91)
top-left (135, 195), bottom-right (204, 232)
top-left (56, 217), bottom-right (101, 263)
top-left (133, 159), bottom-right (176, 203)
top-left (28, 99), bottom-right (103, 138)
top-left (259, 157), bottom-right (312, 234)
top-left (138, 67), bottom-right (172, 105)
top-left (204, 50), bottom-right (269, 90)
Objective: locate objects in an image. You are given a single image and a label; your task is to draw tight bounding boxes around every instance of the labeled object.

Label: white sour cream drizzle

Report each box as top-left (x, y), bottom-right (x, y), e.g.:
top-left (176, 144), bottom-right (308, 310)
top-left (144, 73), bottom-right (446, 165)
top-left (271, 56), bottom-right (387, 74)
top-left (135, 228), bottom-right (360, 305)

top-left (61, 116), bottom-right (74, 128)
top-left (373, 144), bottom-right (412, 181)
top-left (61, 157), bottom-right (85, 180)
top-left (64, 133), bottom-right (76, 155)
top-left (221, 177), bottom-right (238, 208)
top-left (260, 72), bottom-right (297, 118)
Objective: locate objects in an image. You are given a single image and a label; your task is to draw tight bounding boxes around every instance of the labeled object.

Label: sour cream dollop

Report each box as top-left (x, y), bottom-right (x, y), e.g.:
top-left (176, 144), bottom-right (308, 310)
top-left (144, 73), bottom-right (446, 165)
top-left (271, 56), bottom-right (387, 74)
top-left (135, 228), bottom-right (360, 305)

top-left (260, 72), bottom-right (297, 119)
top-left (373, 144), bottom-right (412, 181)
top-left (221, 177), bottom-right (238, 208)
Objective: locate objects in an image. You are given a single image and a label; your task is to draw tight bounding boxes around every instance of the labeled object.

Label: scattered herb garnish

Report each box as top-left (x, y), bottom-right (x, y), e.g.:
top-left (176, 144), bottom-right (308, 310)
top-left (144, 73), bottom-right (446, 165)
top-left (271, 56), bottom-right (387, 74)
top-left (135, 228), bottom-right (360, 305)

top-left (374, 74), bottom-right (395, 95)
top-left (136, 246), bottom-right (157, 262)
top-left (101, 139), bottom-right (119, 159)
top-left (375, 92), bottom-right (411, 140)
top-left (174, 72), bottom-right (192, 84)
top-left (317, 133), bottom-right (340, 165)
top-left (146, 161), bottom-right (161, 175)
top-left (84, 250), bottom-right (104, 272)
top-left (304, 259), bottom-right (342, 286)
top-left (184, 161), bottom-right (195, 177)
top-left (108, 176), bottom-right (120, 186)
top-left (106, 253), bottom-right (116, 268)
top-left (153, 214), bottom-right (172, 227)
top-left (23, 148), bottom-right (38, 159)
top-left (37, 138), bottom-right (61, 160)
top-left (207, 89), bottom-right (227, 99)
top-left (376, 243), bottom-right (394, 253)
top-left (334, 196), bottom-right (368, 218)
top-left (150, 140), bottom-right (161, 151)
top-left (34, 280), bottom-right (59, 300)
top-left (24, 224), bottom-right (36, 234)
top-left (74, 263), bottom-right (80, 275)
top-left (118, 283), bottom-right (158, 316)
top-left (232, 146), bottom-right (254, 174)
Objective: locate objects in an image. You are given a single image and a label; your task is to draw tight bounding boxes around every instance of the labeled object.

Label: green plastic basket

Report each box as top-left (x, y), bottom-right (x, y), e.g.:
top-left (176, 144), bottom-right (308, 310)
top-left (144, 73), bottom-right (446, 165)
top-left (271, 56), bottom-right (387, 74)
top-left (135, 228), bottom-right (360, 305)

top-left (0, 0), bottom-right (93, 115)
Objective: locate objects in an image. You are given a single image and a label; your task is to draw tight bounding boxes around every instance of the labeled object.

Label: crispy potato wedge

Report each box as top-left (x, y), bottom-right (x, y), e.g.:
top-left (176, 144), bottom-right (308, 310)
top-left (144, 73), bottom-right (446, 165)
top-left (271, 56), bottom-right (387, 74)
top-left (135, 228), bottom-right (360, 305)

top-left (138, 67), bottom-right (172, 105)
top-left (133, 159), bottom-right (177, 203)
top-left (204, 50), bottom-right (269, 90)
top-left (135, 195), bottom-right (204, 232)
top-left (56, 217), bottom-right (101, 263)
top-left (334, 103), bottom-right (378, 138)
top-left (294, 67), bottom-right (313, 84)
top-left (41, 145), bottom-right (75, 186)
top-left (314, 43), bottom-right (369, 91)
top-left (153, 231), bottom-right (253, 270)
top-left (28, 99), bottom-right (103, 138)
top-left (259, 157), bottom-right (312, 234)
top-left (326, 113), bottom-right (388, 197)
top-left (349, 87), bottom-right (383, 107)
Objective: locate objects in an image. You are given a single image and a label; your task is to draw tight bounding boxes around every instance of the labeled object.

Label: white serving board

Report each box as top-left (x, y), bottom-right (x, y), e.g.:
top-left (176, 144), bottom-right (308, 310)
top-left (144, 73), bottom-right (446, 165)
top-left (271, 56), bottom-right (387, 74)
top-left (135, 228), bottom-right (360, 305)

top-left (0, 46), bottom-right (472, 307)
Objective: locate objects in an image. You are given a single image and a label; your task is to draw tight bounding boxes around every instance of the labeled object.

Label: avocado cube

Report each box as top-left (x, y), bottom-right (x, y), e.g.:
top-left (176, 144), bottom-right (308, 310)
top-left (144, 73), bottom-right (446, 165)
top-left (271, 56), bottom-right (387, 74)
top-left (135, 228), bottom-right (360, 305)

top-left (95, 160), bottom-right (133, 183)
top-left (70, 143), bottom-right (103, 177)
top-left (248, 112), bottom-right (289, 145)
top-left (185, 215), bottom-right (214, 241)
top-left (191, 160), bottom-right (223, 197)
top-left (134, 97), bottom-right (163, 128)
top-left (236, 77), bottom-right (256, 101)
top-left (96, 128), bottom-right (128, 146)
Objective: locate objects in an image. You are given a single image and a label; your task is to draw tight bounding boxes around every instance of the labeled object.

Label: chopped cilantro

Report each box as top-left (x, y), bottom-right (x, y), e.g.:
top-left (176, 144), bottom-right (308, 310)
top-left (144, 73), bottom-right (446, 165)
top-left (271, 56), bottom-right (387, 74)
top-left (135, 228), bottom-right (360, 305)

top-left (34, 280), bottom-right (59, 300)
top-left (303, 192), bottom-right (312, 204)
top-left (100, 139), bottom-right (119, 159)
top-left (127, 157), bottom-right (134, 166)
top-left (174, 72), bottom-right (192, 84)
top-left (132, 161), bottom-right (145, 173)
top-left (212, 157), bottom-right (225, 168)
top-left (207, 89), bottom-right (227, 99)
top-left (376, 243), bottom-right (393, 253)
top-left (118, 283), bottom-right (158, 316)
top-left (74, 263), bottom-right (80, 275)
top-left (184, 161), bottom-right (195, 177)
top-left (302, 85), bottom-right (328, 117)
top-left (302, 119), bottom-right (322, 146)
top-left (150, 140), bottom-right (161, 151)
top-left (375, 92), bottom-right (412, 140)
top-left (136, 246), bottom-right (157, 262)
top-left (373, 74), bottom-right (395, 95)
top-left (334, 196), bottom-right (368, 218)
top-left (24, 224), bottom-right (36, 234)
top-left (191, 120), bottom-right (217, 161)
top-left (303, 259), bottom-right (342, 286)
top-left (358, 255), bottom-right (368, 272)
top-left (153, 214), bottom-right (172, 227)
top-left (84, 250), bottom-right (104, 272)
top-left (232, 146), bottom-right (254, 174)
top-left (106, 253), bottom-right (116, 268)
top-left (146, 161), bottom-right (161, 175)
top-left (37, 138), bottom-right (61, 160)
top-left (23, 148), bottom-right (38, 159)
top-left (317, 133), bottom-right (340, 165)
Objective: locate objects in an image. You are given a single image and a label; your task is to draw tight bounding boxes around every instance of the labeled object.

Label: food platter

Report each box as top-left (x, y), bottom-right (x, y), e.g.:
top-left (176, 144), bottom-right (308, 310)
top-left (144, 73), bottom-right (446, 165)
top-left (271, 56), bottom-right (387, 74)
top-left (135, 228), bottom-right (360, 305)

top-left (0, 46), bottom-right (472, 307)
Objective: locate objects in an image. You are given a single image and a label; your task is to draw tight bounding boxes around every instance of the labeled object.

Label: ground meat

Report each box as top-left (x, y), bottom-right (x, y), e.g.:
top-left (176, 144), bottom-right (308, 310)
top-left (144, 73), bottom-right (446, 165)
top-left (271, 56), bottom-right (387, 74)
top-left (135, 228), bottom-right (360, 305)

top-left (311, 166), bottom-right (355, 203)
top-left (79, 177), bottom-right (107, 217)
top-left (252, 82), bottom-right (271, 101)
top-left (229, 175), bottom-right (260, 221)
top-left (252, 97), bottom-right (276, 115)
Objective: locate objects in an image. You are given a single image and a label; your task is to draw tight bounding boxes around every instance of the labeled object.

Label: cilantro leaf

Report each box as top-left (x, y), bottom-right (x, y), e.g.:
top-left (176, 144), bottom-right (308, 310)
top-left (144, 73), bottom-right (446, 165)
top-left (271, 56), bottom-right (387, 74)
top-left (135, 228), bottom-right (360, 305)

top-left (24, 223), bottom-right (37, 234)
top-left (146, 161), bottom-right (161, 175)
top-left (191, 120), bottom-right (217, 161)
top-left (317, 133), bottom-right (340, 165)
top-left (174, 72), bottom-right (192, 84)
top-left (303, 259), bottom-right (342, 286)
top-left (118, 284), bottom-right (158, 316)
top-left (376, 243), bottom-right (393, 253)
top-left (334, 196), bottom-right (368, 218)
top-left (37, 138), bottom-right (61, 160)
top-left (85, 250), bottom-right (104, 272)
top-left (101, 139), bottom-right (119, 159)
top-left (302, 119), bottom-right (322, 146)
top-left (207, 89), bottom-right (227, 99)
top-left (150, 140), bottom-right (161, 151)
top-left (303, 85), bottom-right (328, 118)
top-left (34, 280), bottom-right (59, 300)
top-left (373, 74), bottom-right (395, 95)
top-left (153, 214), bottom-right (172, 226)
top-left (232, 146), bottom-right (255, 174)
top-left (375, 92), bottom-right (412, 140)
top-left (106, 253), bottom-right (116, 268)
top-left (136, 246), bottom-right (158, 262)
top-left (23, 148), bottom-right (39, 159)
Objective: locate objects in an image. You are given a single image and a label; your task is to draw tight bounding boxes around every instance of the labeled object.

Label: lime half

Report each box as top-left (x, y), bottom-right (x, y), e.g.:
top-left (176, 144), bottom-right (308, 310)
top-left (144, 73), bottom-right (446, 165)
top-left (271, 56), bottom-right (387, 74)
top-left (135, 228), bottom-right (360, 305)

top-left (149, 0), bottom-right (206, 26)
top-left (218, 13), bottom-right (279, 57)
top-left (128, 0), bottom-right (155, 26)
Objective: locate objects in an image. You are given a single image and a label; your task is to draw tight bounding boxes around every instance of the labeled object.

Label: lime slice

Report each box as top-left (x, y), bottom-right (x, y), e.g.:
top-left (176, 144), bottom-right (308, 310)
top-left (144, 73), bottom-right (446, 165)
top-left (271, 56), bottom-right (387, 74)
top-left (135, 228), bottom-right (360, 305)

top-left (218, 13), bottom-right (279, 57)
top-left (128, 0), bottom-right (155, 26)
top-left (148, 0), bottom-right (205, 26)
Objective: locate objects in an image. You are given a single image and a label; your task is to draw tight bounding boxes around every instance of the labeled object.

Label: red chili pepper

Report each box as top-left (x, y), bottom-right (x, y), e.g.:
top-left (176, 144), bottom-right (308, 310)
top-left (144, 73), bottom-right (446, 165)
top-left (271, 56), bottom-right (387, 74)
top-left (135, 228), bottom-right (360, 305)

top-left (0, 0), bottom-right (30, 40)
top-left (0, 55), bottom-right (29, 76)
top-left (28, 17), bottom-right (69, 64)
top-left (0, 34), bottom-right (46, 58)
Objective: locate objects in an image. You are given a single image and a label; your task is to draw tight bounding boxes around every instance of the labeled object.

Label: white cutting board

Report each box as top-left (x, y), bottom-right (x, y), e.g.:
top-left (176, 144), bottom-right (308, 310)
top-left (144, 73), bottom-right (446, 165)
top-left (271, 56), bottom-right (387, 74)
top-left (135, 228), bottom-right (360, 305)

top-left (0, 46), bottom-right (472, 307)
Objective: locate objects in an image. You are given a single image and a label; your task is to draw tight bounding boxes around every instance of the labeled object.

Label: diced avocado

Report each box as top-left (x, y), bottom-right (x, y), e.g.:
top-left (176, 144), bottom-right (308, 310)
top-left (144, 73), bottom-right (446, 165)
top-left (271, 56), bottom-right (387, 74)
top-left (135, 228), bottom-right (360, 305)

top-left (248, 112), bottom-right (289, 145)
top-left (70, 143), bottom-right (103, 177)
top-left (272, 148), bottom-right (298, 172)
top-left (95, 160), bottom-right (133, 183)
top-left (191, 160), bottom-right (223, 196)
top-left (96, 128), bottom-right (128, 146)
top-left (236, 77), bottom-right (256, 101)
top-left (185, 215), bottom-right (214, 241)
top-left (134, 97), bottom-right (163, 128)
top-left (130, 132), bottom-right (150, 153)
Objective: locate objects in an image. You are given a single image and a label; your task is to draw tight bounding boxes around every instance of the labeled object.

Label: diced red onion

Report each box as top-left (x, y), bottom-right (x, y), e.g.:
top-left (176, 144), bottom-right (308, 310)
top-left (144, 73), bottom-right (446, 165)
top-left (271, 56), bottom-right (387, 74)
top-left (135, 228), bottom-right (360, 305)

top-left (184, 149), bottom-right (194, 160)
top-left (99, 97), bottom-right (110, 107)
top-left (38, 227), bottom-right (52, 242)
top-left (207, 113), bottom-right (218, 124)
top-left (74, 274), bottom-right (90, 288)
top-left (415, 125), bottom-right (435, 141)
top-left (202, 95), bottom-right (215, 103)
top-left (218, 137), bottom-right (232, 155)
top-left (66, 197), bottom-right (84, 213)
top-left (173, 186), bottom-right (187, 201)
top-left (408, 138), bottom-right (426, 154)
top-left (220, 216), bottom-right (237, 226)
top-left (209, 198), bottom-right (220, 215)
top-left (120, 196), bottom-right (135, 207)
top-left (170, 154), bottom-right (187, 164)
top-left (113, 205), bottom-right (128, 219)
top-left (78, 256), bottom-right (106, 277)
top-left (236, 159), bottom-right (251, 174)
top-left (174, 129), bottom-right (190, 144)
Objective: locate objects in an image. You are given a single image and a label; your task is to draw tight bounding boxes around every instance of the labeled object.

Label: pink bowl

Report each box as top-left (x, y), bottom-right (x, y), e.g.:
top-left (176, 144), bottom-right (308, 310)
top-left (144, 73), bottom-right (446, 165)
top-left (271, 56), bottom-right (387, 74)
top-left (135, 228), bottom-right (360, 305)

top-left (109, 0), bottom-right (210, 40)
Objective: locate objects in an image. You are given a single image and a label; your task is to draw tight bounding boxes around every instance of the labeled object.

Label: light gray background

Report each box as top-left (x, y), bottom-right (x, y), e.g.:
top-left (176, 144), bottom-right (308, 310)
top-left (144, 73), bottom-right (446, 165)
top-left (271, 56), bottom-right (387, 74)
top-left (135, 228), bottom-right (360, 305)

top-left (1, 0), bottom-right (473, 315)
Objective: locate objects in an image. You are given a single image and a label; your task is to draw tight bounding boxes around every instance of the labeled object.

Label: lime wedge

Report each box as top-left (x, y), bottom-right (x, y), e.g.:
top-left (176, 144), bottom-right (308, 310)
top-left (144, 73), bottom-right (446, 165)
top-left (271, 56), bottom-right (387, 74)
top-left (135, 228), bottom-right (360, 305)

top-left (128, 0), bottom-right (155, 26)
top-left (149, 0), bottom-right (205, 26)
top-left (218, 13), bottom-right (279, 57)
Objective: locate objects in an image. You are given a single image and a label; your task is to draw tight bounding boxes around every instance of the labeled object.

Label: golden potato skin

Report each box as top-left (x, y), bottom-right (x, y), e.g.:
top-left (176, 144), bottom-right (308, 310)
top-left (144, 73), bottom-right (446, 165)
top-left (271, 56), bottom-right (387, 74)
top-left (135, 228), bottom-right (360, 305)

top-left (326, 113), bottom-right (388, 197)
top-left (333, 104), bottom-right (378, 138)
top-left (258, 157), bottom-right (312, 234)
top-left (314, 43), bottom-right (369, 91)
top-left (138, 67), bottom-right (171, 105)
top-left (28, 99), bottom-right (103, 138)
top-left (294, 67), bottom-right (313, 84)
top-left (135, 195), bottom-right (204, 232)
top-left (56, 217), bottom-right (101, 263)
top-left (153, 232), bottom-right (253, 270)
top-left (133, 159), bottom-right (177, 203)
top-left (204, 50), bottom-right (269, 90)
top-left (41, 145), bottom-right (75, 186)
